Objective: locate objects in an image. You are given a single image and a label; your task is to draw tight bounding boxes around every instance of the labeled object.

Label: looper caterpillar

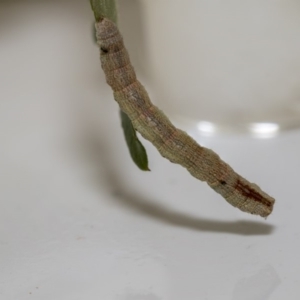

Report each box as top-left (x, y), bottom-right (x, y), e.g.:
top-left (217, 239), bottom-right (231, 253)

top-left (95, 18), bottom-right (275, 218)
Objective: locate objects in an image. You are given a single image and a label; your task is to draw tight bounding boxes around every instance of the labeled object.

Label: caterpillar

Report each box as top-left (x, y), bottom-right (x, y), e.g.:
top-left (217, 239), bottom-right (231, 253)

top-left (95, 18), bottom-right (275, 218)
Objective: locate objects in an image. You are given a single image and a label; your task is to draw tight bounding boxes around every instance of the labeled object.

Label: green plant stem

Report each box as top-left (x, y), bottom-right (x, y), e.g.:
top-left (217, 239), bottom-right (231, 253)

top-left (90, 0), bottom-right (117, 22)
top-left (90, 0), bottom-right (150, 171)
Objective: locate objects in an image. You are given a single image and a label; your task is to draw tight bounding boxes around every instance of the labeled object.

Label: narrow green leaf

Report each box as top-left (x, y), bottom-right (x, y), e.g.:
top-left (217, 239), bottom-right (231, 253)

top-left (120, 111), bottom-right (150, 171)
top-left (90, 0), bottom-right (150, 171)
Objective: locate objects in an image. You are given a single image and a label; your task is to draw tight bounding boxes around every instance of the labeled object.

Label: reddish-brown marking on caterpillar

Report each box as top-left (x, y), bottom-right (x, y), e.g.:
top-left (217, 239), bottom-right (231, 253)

top-left (235, 180), bottom-right (273, 207)
top-left (95, 18), bottom-right (275, 218)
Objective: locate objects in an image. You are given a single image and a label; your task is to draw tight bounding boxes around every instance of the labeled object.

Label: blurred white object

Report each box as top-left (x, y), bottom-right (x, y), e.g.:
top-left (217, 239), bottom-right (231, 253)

top-left (120, 0), bottom-right (300, 136)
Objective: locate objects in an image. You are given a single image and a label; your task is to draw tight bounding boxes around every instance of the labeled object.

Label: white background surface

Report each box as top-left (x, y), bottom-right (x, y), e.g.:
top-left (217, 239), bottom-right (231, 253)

top-left (119, 0), bottom-right (300, 130)
top-left (1, 1), bottom-right (300, 299)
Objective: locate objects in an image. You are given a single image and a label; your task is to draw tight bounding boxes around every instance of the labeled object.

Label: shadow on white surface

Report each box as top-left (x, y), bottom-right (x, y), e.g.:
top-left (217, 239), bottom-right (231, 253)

top-left (76, 127), bottom-right (275, 236)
